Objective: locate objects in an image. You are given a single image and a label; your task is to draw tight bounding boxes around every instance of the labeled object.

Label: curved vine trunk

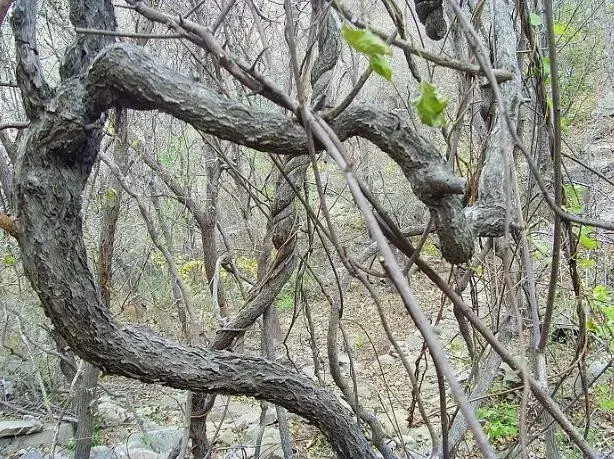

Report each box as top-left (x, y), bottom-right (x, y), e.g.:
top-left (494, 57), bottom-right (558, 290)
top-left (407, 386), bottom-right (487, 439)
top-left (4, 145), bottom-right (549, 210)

top-left (9, 1), bottom-right (379, 457)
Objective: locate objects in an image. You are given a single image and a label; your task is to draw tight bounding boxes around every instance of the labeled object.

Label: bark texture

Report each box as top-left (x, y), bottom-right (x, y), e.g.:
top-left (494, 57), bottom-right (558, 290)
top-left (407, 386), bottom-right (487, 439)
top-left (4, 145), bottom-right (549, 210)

top-left (13, 110), bottom-right (374, 454)
top-left (8, 0), bottom-right (526, 455)
top-left (10, 1), bottom-right (376, 456)
top-left (88, 43), bottom-right (474, 263)
top-left (414, 0), bottom-right (447, 40)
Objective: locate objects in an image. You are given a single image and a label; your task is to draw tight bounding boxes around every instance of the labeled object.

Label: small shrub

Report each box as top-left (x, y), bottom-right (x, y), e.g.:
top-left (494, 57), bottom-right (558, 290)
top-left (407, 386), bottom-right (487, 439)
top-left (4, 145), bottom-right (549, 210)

top-left (477, 403), bottom-right (519, 447)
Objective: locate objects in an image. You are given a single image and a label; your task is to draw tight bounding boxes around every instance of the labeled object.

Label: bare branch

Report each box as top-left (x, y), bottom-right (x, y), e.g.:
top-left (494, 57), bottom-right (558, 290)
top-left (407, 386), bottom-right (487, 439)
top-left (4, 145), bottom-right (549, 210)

top-left (0, 0), bottom-right (13, 27)
top-left (10, 0), bottom-right (53, 119)
top-left (333, 1), bottom-right (514, 82)
top-left (74, 27), bottom-right (183, 40)
top-left (88, 43), bottom-right (474, 262)
top-left (0, 121), bottom-right (29, 130)
top-left (127, 0), bottom-right (298, 112)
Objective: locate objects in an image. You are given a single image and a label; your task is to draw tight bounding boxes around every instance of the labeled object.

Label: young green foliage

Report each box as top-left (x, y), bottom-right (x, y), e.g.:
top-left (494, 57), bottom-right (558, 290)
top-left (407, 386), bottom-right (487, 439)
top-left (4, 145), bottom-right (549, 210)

top-left (529, 12), bottom-right (543, 26)
top-left (477, 404), bottom-right (520, 446)
top-left (579, 226), bottom-right (597, 250)
top-left (369, 55), bottom-right (392, 81)
top-left (3, 253), bottom-right (16, 267)
top-left (414, 81), bottom-right (448, 127)
top-left (341, 24), bottom-right (392, 57)
top-left (341, 24), bottom-right (393, 80)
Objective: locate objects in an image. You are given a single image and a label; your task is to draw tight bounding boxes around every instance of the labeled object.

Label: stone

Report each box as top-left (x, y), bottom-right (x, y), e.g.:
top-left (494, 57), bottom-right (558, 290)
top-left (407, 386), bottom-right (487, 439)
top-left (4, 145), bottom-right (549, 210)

top-left (90, 445), bottom-right (116, 459)
top-left (233, 408), bottom-right (276, 429)
top-left (19, 450), bottom-right (45, 459)
top-left (574, 360), bottom-right (612, 395)
top-left (0, 420), bottom-right (43, 438)
top-left (217, 425), bottom-right (238, 446)
top-left (113, 445), bottom-right (163, 459)
top-left (0, 379), bottom-right (14, 400)
top-left (597, 91), bottom-right (614, 117)
top-left (372, 354), bottom-right (397, 366)
top-left (499, 361), bottom-right (518, 385)
top-left (0, 423), bottom-right (73, 454)
top-left (224, 446), bottom-right (256, 458)
top-left (97, 401), bottom-right (129, 427)
top-left (120, 448), bottom-right (162, 459)
top-left (127, 427), bottom-right (181, 455)
top-left (209, 399), bottom-right (254, 423)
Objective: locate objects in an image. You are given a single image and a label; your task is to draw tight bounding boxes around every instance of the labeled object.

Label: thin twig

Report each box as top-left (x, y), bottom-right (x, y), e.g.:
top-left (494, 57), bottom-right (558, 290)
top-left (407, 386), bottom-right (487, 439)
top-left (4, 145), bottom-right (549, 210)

top-left (74, 27), bottom-right (184, 39)
top-left (333, 1), bottom-right (514, 82)
top-left (538, 0), bottom-right (564, 351)
top-left (0, 121), bottom-right (29, 130)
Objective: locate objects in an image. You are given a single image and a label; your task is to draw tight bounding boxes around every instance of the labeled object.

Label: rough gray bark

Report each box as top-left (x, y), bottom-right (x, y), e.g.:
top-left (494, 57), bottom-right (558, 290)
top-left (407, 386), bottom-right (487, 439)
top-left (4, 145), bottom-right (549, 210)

top-left (10, 0), bottom-right (53, 119)
top-left (10, 1), bottom-right (377, 456)
top-left (414, 0), bottom-right (447, 40)
top-left (605, 8), bottom-right (614, 85)
top-left (88, 43), bottom-right (474, 263)
top-left (463, 0), bottom-right (522, 237)
top-left (0, 0), bottom-right (13, 26)
top-left (0, 147), bottom-right (12, 211)
top-left (257, 155), bottom-right (309, 459)
top-left (72, 364), bottom-right (99, 459)
top-left (71, 112), bottom-right (127, 459)
top-left (13, 118), bottom-right (375, 456)
top-left (446, 0), bottom-right (523, 453)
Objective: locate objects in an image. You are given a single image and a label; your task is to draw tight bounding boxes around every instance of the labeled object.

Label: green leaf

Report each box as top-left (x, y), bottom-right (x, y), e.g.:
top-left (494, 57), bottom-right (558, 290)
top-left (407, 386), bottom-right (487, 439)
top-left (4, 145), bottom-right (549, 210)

top-left (586, 318), bottom-right (598, 332)
top-left (103, 188), bottom-right (118, 202)
top-left (593, 284), bottom-right (611, 303)
top-left (414, 81), bottom-right (448, 127)
top-left (578, 257), bottom-right (596, 268)
top-left (553, 21), bottom-right (567, 36)
top-left (529, 13), bottom-right (543, 26)
top-left (369, 54), bottom-right (393, 80)
top-left (598, 397), bottom-right (614, 412)
top-left (552, 20), bottom-right (577, 38)
top-left (563, 183), bottom-right (585, 213)
top-left (341, 24), bottom-right (392, 57)
top-left (579, 226), bottom-right (597, 250)
top-left (3, 254), bottom-right (16, 267)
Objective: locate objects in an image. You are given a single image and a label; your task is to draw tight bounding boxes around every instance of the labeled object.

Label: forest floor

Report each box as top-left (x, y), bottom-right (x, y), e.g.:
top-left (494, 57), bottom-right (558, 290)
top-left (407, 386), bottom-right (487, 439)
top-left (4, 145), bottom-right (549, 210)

top-left (87, 264), bottom-right (613, 459)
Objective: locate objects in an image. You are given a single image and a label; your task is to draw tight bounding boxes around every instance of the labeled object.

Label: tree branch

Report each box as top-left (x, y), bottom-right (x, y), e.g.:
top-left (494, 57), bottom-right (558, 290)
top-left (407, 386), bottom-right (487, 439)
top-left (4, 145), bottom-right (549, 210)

top-left (333, 1), bottom-right (514, 82)
top-left (10, 0), bottom-right (53, 119)
top-left (13, 77), bottom-right (378, 459)
top-left (0, 0), bottom-right (14, 27)
top-left (0, 121), bottom-right (29, 130)
top-left (88, 43), bottom-right (475, 262)
top-left (74, 27), bottom-right (183, 40)
top-left (59, 0), bottom-right (116, 80)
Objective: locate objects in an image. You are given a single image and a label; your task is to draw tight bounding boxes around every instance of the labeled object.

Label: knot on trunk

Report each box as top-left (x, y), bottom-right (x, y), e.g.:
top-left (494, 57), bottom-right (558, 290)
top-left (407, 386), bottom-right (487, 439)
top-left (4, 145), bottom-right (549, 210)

top-left (414, 0), bottom-right (447, 40)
